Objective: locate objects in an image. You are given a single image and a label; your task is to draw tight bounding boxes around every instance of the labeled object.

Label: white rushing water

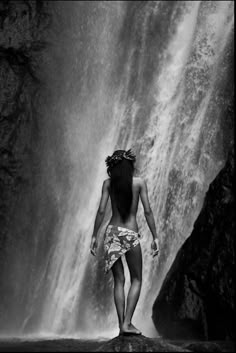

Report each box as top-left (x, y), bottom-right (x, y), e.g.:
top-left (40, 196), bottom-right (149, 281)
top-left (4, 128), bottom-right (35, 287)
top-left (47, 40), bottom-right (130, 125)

top-left (1, 1), bottom-right (233, 338)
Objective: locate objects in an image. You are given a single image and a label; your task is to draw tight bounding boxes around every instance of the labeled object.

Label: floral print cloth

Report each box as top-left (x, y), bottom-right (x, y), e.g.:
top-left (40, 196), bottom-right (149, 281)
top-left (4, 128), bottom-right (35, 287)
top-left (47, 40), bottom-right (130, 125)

top-left (104, 224), bottom-right (142, 273)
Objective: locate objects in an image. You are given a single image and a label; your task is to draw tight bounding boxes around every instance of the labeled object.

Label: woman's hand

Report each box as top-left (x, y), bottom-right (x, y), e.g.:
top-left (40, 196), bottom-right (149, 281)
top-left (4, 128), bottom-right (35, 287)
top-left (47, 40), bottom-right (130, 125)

top-left (90, 236), bottom-right (98, 256)
top-left (151, 238), bottom-right (159, 257)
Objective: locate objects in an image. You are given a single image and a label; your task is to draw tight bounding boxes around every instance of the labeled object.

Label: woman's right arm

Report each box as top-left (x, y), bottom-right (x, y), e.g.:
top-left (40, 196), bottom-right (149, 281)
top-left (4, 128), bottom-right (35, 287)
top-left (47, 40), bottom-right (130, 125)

top-left (140, 178), bottom-right (159, 255)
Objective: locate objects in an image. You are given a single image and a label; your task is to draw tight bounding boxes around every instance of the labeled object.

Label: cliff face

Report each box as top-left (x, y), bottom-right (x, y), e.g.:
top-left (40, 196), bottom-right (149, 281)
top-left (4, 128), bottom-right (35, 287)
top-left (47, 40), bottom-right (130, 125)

top-left (0, 0), bottom-right (49, 330)
top-left (152, 147), bottom-right (235, 340)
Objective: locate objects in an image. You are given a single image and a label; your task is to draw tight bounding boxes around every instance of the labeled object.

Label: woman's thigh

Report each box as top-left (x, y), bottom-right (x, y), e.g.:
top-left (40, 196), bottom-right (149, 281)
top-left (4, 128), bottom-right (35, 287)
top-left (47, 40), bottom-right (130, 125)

top-left (111, 257), bottom-right (125, 283)
top-left (125, 244), bottom-right (142, 281)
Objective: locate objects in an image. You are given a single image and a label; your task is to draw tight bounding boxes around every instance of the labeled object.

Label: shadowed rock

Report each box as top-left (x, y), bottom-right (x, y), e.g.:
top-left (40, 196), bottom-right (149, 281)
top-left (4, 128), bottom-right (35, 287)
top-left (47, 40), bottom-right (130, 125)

top-left (153, 147), bottom-right (235, 340)
top-left (0, 0), bottom-right (51, 332)
top-left (0, 337), bottom-right (234, 352)
top-left (95, 335), bottom-right (190, 352)
top-left (179, 341), bottom-right (235, 352)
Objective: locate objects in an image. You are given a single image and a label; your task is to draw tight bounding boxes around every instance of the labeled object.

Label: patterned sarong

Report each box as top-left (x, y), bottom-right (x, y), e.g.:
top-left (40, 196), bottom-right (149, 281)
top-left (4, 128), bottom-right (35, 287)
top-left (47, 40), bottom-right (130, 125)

top-left (104, 224), bottom-right (142, 273)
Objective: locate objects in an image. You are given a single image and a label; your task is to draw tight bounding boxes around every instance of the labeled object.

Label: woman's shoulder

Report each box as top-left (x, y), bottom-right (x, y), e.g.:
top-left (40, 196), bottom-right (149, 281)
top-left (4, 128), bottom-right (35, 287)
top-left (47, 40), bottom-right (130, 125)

top-left (133, 176), bottom-right (142, 184)
top-left (133, 176), bottom-right (143, 184)
top-left (104, 178), bottom-right (111, 185)
top-left (133, 177), bottom-right (148, 190)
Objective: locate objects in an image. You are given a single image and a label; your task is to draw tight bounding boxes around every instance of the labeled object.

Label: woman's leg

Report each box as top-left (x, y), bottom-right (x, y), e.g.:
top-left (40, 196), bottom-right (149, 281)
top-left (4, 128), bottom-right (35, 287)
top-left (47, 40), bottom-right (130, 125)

top-left (122, 244), bottom-right (142, 333)
top-left (111, 257), bottom-right (125, 330)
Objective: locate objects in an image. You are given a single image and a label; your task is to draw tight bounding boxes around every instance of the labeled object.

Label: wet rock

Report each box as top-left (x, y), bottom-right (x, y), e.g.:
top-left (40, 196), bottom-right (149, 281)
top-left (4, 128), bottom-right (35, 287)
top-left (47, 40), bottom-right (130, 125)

top-left (0, 1), bottom-right (49, 49)
top-left (0, 338), bottom-right (234, 352)
top-left (96, 335), bottom-right (191, 352)
top-left (152, 147), bottom-right (235, 340)
top-left (178, 340), bottom-right (235, 352)
top-left (0, 0), bottom-right (49, 330)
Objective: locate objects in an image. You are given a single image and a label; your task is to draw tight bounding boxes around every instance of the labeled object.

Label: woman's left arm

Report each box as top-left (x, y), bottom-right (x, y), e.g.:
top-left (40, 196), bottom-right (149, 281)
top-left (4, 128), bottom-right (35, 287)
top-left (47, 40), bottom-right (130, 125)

top-left (90, 179), bottom-right (109, 255)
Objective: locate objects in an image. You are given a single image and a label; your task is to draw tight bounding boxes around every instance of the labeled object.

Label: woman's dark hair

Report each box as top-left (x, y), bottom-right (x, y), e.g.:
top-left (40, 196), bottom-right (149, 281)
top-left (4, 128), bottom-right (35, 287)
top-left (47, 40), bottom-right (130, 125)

top-left (108, 150), bottom-right (135, 222)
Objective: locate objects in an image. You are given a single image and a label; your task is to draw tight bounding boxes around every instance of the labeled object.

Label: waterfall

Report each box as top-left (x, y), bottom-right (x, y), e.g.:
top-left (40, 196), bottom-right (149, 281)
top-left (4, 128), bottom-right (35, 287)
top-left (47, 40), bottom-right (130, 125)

top-left (0, 1), bottom-right (234, 338)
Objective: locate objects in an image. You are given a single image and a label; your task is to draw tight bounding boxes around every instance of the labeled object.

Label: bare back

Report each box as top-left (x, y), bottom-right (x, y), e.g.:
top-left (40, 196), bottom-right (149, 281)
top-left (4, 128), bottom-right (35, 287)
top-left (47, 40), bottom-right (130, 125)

top-left (106, 176), bottom-right (151, 232)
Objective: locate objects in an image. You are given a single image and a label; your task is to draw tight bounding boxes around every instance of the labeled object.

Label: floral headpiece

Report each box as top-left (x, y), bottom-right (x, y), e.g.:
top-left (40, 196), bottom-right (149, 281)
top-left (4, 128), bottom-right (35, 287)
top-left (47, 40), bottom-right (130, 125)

top-left (105, 149), bottom-right (136, 173)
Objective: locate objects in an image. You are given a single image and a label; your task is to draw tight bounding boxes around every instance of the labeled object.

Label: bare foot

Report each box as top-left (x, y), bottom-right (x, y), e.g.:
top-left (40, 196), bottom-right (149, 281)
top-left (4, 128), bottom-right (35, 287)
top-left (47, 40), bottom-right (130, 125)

top-left (129, 323), bottom-right (141, 334)
top-left (120, 322), bottom-right (142, 335)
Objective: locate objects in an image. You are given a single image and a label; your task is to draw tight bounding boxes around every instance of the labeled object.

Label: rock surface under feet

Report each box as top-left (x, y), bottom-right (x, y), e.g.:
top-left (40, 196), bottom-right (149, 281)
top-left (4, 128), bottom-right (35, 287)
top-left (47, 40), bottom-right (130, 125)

top-left (178, 341), bottom-right (235, 352)
top-left (0, 337), bottom-right (234, 352)
top-left (95, 335), bottom-right (191, 352)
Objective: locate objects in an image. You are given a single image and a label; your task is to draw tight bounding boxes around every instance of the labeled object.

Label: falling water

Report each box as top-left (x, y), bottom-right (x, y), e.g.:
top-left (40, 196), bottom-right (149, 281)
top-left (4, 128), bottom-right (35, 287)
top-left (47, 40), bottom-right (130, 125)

top-left (0, 1), bottom-right (234, 339)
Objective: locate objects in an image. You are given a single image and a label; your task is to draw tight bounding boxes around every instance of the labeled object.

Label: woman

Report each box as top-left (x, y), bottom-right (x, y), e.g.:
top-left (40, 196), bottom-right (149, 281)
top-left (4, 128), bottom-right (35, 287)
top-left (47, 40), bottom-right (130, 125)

top-left (90, 149), bottom-right (159, 335)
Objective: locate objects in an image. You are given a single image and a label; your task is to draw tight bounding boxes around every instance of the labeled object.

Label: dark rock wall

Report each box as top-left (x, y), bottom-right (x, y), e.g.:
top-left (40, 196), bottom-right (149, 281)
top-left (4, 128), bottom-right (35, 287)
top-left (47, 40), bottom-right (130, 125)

top-left (0, 0), bottom-right (50, 331)
top-left (152, 146), bottom-right (235, 340)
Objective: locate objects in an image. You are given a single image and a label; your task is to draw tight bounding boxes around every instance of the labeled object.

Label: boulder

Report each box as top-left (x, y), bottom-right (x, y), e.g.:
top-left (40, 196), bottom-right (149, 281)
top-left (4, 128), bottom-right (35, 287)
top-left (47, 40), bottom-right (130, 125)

top-left (96, 335), bottom-right (190, 352)
top-left (152, 147), bottom-right (235, 340)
